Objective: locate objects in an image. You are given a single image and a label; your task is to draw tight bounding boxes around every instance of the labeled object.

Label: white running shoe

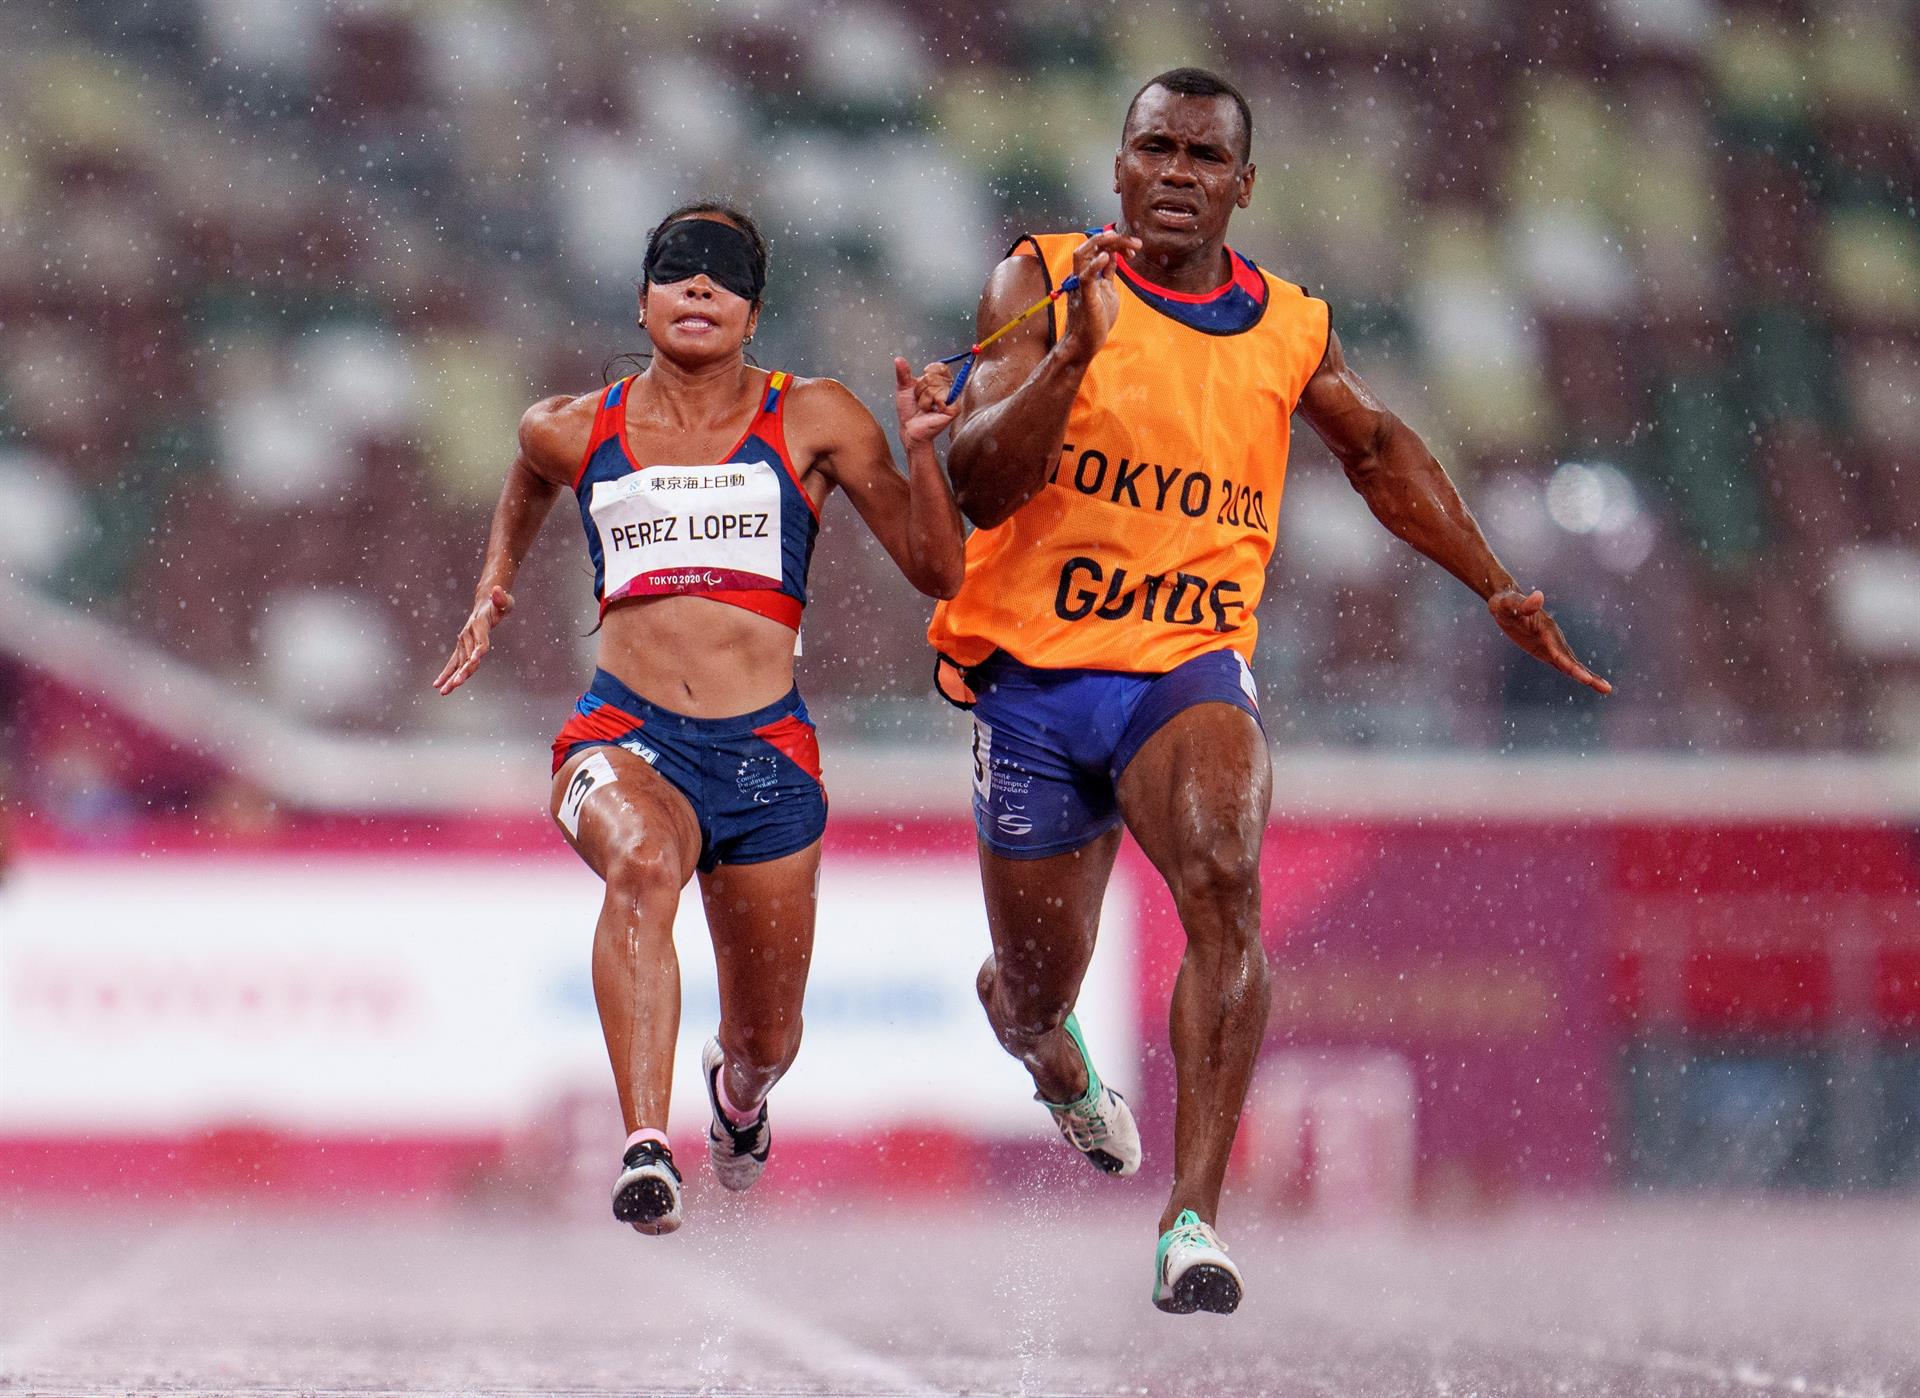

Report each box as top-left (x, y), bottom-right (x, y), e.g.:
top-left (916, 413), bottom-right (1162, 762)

top-left (611, 1138), bottom-right (683, 1235)
top-left (1038, 1013), bottom-right (1141, 1177)
top-left (702, 1037), bottom-right (771, 1192)
top-left (1152, 1210), bottom-right (1243, 1314)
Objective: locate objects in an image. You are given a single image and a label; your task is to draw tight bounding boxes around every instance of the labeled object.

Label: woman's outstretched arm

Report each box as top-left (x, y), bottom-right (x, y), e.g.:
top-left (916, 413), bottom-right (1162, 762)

top-left (789, 362), bottom-right (966, 599)
top-left (434, 393), bottom-right (586, 694)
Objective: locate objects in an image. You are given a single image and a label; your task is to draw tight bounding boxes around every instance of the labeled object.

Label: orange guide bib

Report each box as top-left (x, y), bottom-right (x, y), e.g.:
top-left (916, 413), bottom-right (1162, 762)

top-left (928, 231), bottom-right (1330, 678)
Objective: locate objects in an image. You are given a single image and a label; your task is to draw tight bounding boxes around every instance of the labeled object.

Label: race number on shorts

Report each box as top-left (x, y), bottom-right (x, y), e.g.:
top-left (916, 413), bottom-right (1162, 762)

top-left (971, 718), bottom-right (993, 799)
top-left (559, 751), bottom-right (618, 838)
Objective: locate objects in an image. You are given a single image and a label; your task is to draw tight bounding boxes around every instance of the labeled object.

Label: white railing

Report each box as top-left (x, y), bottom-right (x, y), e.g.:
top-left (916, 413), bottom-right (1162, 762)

top-left (0, 578), bottom-right (529, 813)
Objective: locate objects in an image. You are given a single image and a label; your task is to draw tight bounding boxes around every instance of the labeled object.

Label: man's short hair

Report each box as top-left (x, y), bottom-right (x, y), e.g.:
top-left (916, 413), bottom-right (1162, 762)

top-left (1124, 67), bottom-right (1253, 164)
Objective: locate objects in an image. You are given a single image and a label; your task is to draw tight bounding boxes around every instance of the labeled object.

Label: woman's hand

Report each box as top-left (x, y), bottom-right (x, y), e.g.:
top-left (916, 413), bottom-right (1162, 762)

top-left (433, 585), bottom-right (514, 695)
top-left (895, 356), bottom-right (959, 447)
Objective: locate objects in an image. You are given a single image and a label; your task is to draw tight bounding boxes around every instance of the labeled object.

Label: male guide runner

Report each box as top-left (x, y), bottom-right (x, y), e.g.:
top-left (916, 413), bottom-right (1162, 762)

top-left (931, 68), bottom-right (1609, 1313)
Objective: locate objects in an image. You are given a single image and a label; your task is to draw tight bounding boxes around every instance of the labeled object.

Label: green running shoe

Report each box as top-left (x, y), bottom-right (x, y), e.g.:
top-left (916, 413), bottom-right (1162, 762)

top-left (1038, 1013), bottom-right (1141, 1177)
top-left (1153, 1209), bottom-right (1242, 1314)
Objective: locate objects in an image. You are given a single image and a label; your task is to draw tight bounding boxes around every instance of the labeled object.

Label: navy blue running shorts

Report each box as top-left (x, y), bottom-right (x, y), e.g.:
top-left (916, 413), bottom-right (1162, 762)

top-left (966, 649), bottom-right (1263, 860)
top-left (553, 669), bottom-right (827, 872)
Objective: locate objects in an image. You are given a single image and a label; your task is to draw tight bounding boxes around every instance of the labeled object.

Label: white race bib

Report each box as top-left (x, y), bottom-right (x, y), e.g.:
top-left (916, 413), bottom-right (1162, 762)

top-left (592, 460), bottom-right (785, 603)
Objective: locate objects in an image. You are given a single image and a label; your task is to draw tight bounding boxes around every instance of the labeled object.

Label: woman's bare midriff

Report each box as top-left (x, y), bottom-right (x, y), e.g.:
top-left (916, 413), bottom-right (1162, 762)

top-left (595, 594), bottom-right (801, 717)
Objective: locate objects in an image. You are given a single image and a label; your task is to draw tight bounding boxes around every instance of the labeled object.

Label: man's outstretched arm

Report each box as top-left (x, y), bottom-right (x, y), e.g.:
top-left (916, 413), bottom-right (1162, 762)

top-left (1296, 327), bottom-right (1612, 695)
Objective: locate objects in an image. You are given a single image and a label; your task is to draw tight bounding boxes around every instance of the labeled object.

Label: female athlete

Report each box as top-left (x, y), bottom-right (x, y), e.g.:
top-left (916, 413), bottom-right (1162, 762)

top-left (433, 203), bottom-right (964, 1234)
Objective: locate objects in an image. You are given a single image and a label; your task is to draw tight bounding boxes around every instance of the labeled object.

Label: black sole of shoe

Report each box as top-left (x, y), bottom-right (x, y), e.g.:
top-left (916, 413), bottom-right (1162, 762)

top-left (1086, 1148), bottom-right (1128, 1176)
top-left (612, 1176), bottom-right (676, 1227)
top-left (1157, 1264), bottom-right (1242, 1315)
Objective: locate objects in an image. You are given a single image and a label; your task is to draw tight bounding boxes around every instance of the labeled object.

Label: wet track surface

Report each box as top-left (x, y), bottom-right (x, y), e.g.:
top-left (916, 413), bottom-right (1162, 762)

top-left (3, 1196), bottom-right (1916, 1396)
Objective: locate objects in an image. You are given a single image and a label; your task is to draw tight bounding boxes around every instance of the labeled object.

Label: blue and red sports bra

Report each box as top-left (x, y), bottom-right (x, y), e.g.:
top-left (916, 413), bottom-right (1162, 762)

top-left (572, 370), bottom-right (818, 630)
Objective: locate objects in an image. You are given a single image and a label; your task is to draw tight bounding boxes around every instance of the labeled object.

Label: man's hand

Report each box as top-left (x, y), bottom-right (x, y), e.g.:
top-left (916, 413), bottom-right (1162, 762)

top-left (895, 356), bottom-right (959, 446)
top-left (1057, 229), bottom-right (1141, 365)
top-left (1487, 589), bottom-right (1612, 695)
top-left (434, 585), bottom-right (513, 695)
top-left (1300, 329), bottom-right (1613, 697)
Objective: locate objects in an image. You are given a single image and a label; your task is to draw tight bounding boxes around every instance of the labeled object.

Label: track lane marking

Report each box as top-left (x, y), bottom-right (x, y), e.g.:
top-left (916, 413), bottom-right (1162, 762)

top-left (0, 1219), bottom-right (197, 1380)
top-left (677, 1253), bottom-right (940, 1395)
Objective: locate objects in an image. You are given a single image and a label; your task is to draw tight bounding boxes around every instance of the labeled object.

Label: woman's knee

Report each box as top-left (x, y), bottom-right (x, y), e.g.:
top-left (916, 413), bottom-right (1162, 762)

top-left (602, 840), bottom-right (684, 911)
top-left (722, 1013), bottom-right (804, 1078)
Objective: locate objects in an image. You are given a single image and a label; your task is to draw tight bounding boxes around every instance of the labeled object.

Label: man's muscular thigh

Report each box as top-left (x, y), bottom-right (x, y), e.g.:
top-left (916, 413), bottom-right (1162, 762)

top-left (1115, 703), bottom-right (1270, 899)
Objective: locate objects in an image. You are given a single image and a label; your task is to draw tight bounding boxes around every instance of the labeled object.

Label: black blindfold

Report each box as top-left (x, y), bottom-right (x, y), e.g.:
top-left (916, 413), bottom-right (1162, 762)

top-left (644, 219), bottom-right (764, 303)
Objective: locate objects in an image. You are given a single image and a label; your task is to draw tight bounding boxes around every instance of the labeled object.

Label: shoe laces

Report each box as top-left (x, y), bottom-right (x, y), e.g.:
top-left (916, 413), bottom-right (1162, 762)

top-left (708, 1062), bottom-right (768, 1154)
top-left (712, 1113), bottom-right (766, 1155)
top-left (1164, 1211), bottom-right (1224, 1255)
top-left (710, 1101), bottom-right (767, 1156)
top-left (1050, 1088), bottom-right (1118, 1149)
top-left (624, 1140), bottom-right (682, 1182)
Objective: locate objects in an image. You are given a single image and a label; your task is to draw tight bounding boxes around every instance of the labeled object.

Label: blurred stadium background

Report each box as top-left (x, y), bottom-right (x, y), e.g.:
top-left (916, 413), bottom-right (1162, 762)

top-left (1, 0), bottom-right (1918, 1392)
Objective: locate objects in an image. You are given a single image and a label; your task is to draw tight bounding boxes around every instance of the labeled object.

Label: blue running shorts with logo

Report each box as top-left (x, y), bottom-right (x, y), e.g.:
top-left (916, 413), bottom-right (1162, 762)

top-left (966, 648), bottom-right (1262, 860)
top-left (552, 668), bottom-right (827, 872)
